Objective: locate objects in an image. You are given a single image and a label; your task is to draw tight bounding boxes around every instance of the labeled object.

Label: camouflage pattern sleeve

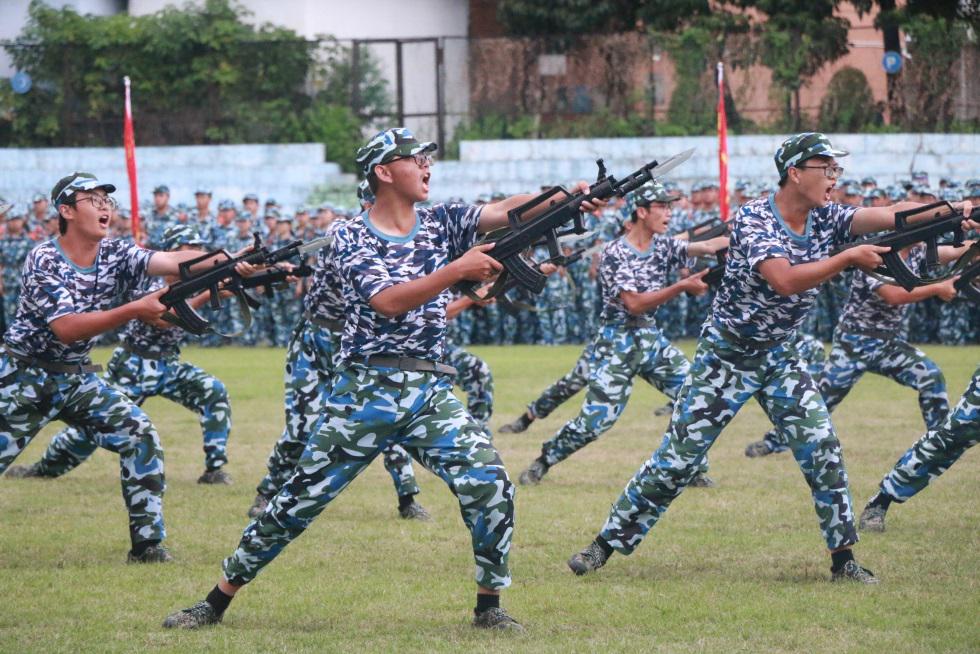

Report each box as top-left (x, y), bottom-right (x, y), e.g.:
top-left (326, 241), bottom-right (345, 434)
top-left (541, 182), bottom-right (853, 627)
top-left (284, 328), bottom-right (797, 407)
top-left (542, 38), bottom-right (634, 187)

top-left (333, 221), bottom-right (396, 303)
top-left (25, 249), bottom-right (77, 325)
top-left (739, 211), bottom-right (791, 271)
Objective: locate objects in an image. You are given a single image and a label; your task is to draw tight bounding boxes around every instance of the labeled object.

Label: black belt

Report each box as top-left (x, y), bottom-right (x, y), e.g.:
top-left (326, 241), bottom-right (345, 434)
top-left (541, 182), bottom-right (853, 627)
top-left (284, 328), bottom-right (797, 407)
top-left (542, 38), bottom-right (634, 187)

top-left (306, 313), bottom-right (344, 333)
top-left (603, 318), bottom-right (656, 329)
top-left (121, 342), bottom-right (178, 361)
top-left (4, 348), bottom-right (102, 374)
top-left (712, 323), bottom-right (785, 351)
top-left (362, 355), bottom-right (457, 377)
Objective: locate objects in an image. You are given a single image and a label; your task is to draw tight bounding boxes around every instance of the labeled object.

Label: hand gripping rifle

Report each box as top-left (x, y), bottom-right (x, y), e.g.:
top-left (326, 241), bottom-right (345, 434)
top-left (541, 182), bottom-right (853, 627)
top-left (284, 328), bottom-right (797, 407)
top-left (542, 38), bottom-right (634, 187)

top-left (685, 217), bottom-right (732, 289)
top-left (834, 201), bottom-right (976, 291)
top-left (455, 148), bottom-right (696, 301)
top-left (159, 234), bottom-right (330, 336)
top-left (953, 253), bottom-right (980, 303)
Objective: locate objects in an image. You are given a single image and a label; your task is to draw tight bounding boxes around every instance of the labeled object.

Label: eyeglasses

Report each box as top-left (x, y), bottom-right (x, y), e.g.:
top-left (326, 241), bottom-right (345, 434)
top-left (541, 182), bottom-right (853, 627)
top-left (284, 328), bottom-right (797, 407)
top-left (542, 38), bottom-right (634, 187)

top-left (73, 194), bottom-right (118, 210)
top-left (391, 152), bottom-right (434, 168)
top-left (795, 164), bottom-right (844, 179)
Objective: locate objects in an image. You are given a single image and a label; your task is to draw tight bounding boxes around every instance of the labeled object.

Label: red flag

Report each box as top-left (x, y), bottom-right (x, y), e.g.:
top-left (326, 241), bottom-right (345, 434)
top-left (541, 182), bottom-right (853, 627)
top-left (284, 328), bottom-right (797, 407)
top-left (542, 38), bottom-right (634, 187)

top-left (123, 76), bottom-right (141, 244)
top-left (717, 62), bottom-right (729, 222)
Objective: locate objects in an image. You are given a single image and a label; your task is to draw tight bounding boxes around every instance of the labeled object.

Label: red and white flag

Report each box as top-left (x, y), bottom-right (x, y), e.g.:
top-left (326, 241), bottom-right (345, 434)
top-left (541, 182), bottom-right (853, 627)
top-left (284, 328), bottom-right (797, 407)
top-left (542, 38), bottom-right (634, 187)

top-left (717, 62), bottom-right (729, 222)
top-left (123, 76), bottom-right (141, 244)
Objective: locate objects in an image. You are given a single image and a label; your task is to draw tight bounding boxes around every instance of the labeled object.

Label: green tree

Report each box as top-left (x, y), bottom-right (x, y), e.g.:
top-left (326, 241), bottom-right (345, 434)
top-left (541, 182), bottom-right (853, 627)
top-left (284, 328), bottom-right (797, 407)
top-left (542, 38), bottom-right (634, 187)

top-left (819, 66), bottom-right (878, 131)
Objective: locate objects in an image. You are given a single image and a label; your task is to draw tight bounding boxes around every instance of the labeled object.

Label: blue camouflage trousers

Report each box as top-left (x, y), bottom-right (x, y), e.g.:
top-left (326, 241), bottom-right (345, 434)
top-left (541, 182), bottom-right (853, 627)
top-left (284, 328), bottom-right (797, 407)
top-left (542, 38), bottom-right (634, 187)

top-left (878, 365), bottom-right (979, 501)
top-left (539, 324), bottom-right (695, 469)
top-left (762, 332), bottom-right (948, 452)
top-left (30, 347), bottom-right (231, 473)
top-left (445, 343), bottom-right (494, 430)
top-left (598, 323), bottom-right (858, 553)
top-left (0, 354), bottom-right (166, 546)
top-left (223, 365), bottom-right (515, 589)
top-left (254, 322), bottom-right (419, 501)
top-left (527, 340), bottom-right (594, 420)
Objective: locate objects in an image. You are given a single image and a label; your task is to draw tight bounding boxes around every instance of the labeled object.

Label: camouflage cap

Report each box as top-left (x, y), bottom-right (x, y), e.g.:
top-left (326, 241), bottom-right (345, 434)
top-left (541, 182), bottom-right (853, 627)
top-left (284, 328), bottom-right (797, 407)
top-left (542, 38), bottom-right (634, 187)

top-left (861, 176), bottom-right (877, 186)
top-left (218, 199), bottom-right (236, 211)
top-left (918, 187), bottom-right (939, 199)
top-left (491, 191), bottom-right (506, 201)
top-left (886, 186), bottom-right (908, 202)
top-left (235, 210), bottom-right (253, 222)
top-left (163, 224), bottom-right (206, 250)
top-left (51, 172), bottom-right (117, 207)
top-left (152, 184), bottom-right (170, 195)
top-left (295, 205), bottom-right (308, 215)
top-left (965, 185), bottom-right (980, 199)
top-left (774, 132), bottom-right (848, 179)
top-left (195, 187), bottom-right (212, 196)
top-left (865, 188), bottom-right (886, 199)
top-left (243, 193), bottom-right (259, 203)
top-left (317, 202), bottom-right (335, 212)
top-left (843, 184), bottom-right (862, 196)
top-left (355, 127), bottom-right (437, 178)
top-left (264, 207), bottom-right (280, 219)
top-left (911, 170), bottom-right (929, 182)
top-left (357, 178), bottom-right (375, 205)
top-left (276, 213), bottom-right (294, 223)
top-left (265, 198), bottom-right (278, 207)
top-left (31, 191), bottom-right (47, 203)
top-left (628, 180), bottom-right (680, 213)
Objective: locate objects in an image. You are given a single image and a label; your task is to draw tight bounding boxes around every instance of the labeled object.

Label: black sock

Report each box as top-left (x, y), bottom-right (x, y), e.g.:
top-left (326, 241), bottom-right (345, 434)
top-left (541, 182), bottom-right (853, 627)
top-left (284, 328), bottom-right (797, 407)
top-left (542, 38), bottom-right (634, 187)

top-left (206, 585), bottom-right (234, 615)
top-left (867, 491), bottom-right (893, 511)
top-left (534, 455), bottom-right (549, 469)
top-left (831, 549), bottom-right (855, 572)
top-left (594, 536), bottom-right (614, 559)
top-left (130, 539), bottom-right (160, 556)
top-left (475, 592), bottom-right (500, 614)
top-left (520, 413), bottom-right (533, 427)
top-left (398, 493), bottom-right (416, 511)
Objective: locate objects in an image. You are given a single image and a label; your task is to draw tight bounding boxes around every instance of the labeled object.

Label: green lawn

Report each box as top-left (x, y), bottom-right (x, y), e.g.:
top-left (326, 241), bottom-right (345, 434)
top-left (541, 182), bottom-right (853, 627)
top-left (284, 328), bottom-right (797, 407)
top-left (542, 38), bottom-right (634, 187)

top-left (1, 343), bottom-right (978, 653)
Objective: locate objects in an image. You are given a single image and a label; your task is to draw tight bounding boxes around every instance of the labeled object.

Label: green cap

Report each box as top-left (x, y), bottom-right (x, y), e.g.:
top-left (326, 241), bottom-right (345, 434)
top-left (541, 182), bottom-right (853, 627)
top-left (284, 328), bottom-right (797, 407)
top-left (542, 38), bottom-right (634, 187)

top-left (163, 224), bottom-right (206, 250)
top-left (355, 127), bottom-right (437, 178)
top-left (774, 132), bottom-right (848, 179)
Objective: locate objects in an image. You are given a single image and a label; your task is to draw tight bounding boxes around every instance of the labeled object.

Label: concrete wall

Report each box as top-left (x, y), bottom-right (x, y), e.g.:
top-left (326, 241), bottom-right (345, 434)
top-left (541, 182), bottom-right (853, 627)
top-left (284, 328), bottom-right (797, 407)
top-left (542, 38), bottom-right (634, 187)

top-left (428, 133), bottom-right (980, 201)
top-left (0, 143), bottom-right (350, 212)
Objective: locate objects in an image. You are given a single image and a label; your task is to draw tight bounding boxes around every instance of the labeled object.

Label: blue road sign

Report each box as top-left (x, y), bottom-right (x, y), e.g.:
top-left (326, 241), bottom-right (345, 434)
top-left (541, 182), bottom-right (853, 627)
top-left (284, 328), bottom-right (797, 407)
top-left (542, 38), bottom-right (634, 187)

top-left (882, 51), bottom-right (902, 74)
top-left (11, 72), bottom-right (32, 94)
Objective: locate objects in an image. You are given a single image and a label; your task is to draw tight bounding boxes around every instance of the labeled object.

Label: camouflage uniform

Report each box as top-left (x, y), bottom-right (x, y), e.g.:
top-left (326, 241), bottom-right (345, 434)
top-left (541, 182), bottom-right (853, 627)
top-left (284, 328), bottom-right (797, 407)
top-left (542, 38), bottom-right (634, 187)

top-left (445, 339), bottom-right (494, 433)
top-left (253, 225), bottom-right (420, 503)
top-left (0, 233), bottom-right (36, 328)
top-left (595, 195), bottom-right (862, 555)
top-left (530, 232), bottom-right (701, 473)
top-left (146, 206), bottom-right (178, 250)
top-left (26, 274), bottom-right (232, 476)
top-left (226, 224), bottom-right (257, 344)
top-left (0, 238), bottom-right (166, 549)
top-left (526, 339), bottom-right (594, 420)
top-left (758, 250), bottom-right (948, 453)
top-left (223, 198), bottom-right (514, 591)
top-left (874, 365), bottom-right (978, 502)
top-left (269, 227), bottom-right (301, 347)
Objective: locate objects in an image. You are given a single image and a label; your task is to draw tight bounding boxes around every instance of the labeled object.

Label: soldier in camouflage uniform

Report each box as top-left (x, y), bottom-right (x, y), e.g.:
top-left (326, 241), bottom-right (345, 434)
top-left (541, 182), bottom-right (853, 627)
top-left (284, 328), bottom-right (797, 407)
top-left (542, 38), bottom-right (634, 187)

top-left (936, 188), bottom-right (975, 345)
top-left (564, 133), bottom-right (942, 583)
top-left (859, 364), bottom-right (979, 532)
top-left (0, 212), bottom-right (37, 329)
top-left (146, 184), bottom-right (178, 250)
top-left (162, 127), bottom-right (601, 632)
top-left (1, 173), bottom-right (249, 563)
top-left (445, 293), bottom-right (495, 434)
top-left (247, 215), bottom-right (428, 520)
top-left (745, 245), bottom-right (966, 458)
top-left (268, 214), bottom-right (301, 347)
top-left (518, 181), bottom-right (727, 487)
top-left (7, 224), bottom-right (234, 484)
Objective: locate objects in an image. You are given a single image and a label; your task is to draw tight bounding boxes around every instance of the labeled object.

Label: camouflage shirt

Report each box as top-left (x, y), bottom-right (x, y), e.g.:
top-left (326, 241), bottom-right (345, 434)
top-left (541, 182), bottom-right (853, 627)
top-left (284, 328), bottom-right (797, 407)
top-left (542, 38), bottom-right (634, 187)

top-left (837, 246), bottom-right (927, 337)
top-left (303, 219), bottom-right (347, 323)
top-left (712, 196), bottom-right (857, 343)
top-left (120, 275), bottom-right (184, 356)
top-left (332, 203), bottom-right (482, 364)
top-left (146, 207), bottom-right (179, 250)
top-left (0, 234), bottom-right (37, 292)
top-left (599, 235), bottom-right (689, 324)
top-left (4, 238), bottom-right (153, 363)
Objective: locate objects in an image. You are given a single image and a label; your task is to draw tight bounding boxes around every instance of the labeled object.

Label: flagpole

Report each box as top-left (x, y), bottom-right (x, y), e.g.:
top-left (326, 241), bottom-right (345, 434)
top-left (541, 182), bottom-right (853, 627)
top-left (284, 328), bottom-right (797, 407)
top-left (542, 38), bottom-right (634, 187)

top-left (123, 76), bottom-right (141, 244)
top-left (717, 62), bottom-right (729, 222)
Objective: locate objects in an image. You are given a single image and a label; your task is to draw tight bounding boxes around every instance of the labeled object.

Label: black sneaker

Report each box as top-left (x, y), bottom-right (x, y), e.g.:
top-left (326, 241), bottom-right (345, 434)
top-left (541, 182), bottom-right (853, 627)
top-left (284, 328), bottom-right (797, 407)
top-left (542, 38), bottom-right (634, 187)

top-left (689, 472), bottom-right (716, 488)
top-left (472, 606), bottom-right (525, 632)
top-left (518, 460), bottom-right (548, 485)
top-left (4, 463), bottom-right (45, 478)
top-left (399, 501), bottom-right (431, 521)
top-left (567, 540), bottom-right (609, 576)
top-left (831, 560), bottom-right (880, 584)
top-left (859, 505), bottom-right (887, 532)
top-left (127, 544), bottom-right (174, 564)
top-left (499, 413), bottom-right (533, 434)
top-left (653, 401), bottom-right (674, 417)
top-left (744, 439), bottom-right (777, 458)
top-left (247, 494), bottom-right (270, 518)
top-left (162, 600), bottom-right (223, 629)
top-left (198, 469), bottom-right (232, 485)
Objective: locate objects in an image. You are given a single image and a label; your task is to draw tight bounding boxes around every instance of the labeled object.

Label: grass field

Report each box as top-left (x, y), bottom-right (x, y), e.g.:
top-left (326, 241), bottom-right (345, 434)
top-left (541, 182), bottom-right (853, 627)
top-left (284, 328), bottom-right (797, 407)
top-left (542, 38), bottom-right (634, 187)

top-left (0, 342), bottom-right (978, 653)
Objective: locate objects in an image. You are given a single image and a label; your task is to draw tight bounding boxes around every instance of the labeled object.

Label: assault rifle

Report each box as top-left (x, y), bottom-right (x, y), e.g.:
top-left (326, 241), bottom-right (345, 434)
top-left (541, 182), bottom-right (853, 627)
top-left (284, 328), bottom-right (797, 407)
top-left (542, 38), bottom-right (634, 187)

top-left (686, 216), bottom-right (732, 291)
top-left (242, 263), bottom-right (314, 299)
top-left (455, 148), bottom-right (696, 301)
top-left (160, 234), bottom-right (330, 336)
top-left (954, 253), bottom-right (980, 303)
top-left (834, 201), bottom-right (975, 291)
